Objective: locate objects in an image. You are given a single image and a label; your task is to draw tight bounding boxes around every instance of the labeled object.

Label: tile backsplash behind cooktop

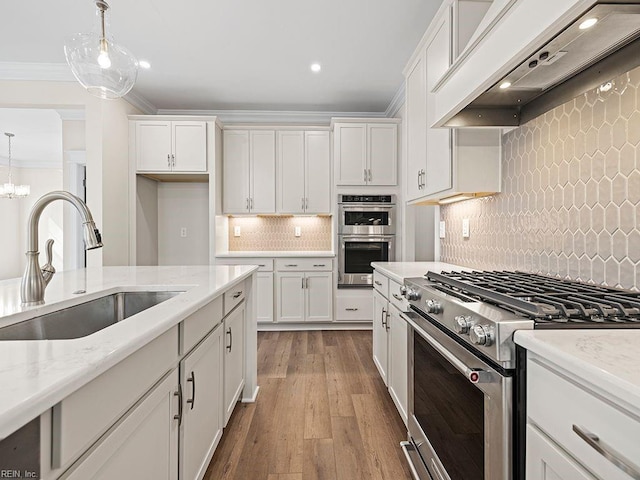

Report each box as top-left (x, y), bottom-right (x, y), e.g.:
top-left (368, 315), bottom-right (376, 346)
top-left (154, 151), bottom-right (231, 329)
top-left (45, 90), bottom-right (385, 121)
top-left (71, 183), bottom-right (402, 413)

top-left (228, 216), bottom-right (332, 251)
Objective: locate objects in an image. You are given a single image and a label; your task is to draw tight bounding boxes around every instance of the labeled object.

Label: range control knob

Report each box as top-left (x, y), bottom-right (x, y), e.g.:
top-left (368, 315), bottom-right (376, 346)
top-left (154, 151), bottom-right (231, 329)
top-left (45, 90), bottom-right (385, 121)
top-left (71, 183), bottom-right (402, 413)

top-left (454, 315), bottom-right (472, 334)
top-left (425, 299), bottom-right (442, 314)
top-left (405, 288), bottom-right (421, 301)
top-left (399, 285), bottom-right (408, 296)
top-left (470, 324), bottom-right (494, 346)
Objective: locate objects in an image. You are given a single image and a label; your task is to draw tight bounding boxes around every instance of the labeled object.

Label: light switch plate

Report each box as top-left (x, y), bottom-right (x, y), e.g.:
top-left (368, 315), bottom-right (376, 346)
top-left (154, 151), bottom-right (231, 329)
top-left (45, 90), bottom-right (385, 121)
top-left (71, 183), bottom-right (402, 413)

top-left (439, 221), bottom-right (446, 239)
top-left (294, 226), bottom-right (301, 237)
top-left (233, 226), bottom-right (241, 237)
top-left (462, 219), bottom-right (470, 238)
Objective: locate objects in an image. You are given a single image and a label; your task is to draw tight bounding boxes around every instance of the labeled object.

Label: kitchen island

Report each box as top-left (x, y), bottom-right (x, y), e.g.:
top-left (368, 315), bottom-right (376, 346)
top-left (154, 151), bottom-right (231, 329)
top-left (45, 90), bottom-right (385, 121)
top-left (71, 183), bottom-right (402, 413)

top-left (0, 265), bottom-right (258, 480)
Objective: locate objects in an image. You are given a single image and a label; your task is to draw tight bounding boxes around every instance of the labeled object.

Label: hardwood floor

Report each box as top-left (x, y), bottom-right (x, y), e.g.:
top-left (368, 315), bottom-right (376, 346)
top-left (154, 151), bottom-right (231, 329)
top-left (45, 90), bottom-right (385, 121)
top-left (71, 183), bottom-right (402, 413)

top-left (205, 330), bottom-right (412, 480)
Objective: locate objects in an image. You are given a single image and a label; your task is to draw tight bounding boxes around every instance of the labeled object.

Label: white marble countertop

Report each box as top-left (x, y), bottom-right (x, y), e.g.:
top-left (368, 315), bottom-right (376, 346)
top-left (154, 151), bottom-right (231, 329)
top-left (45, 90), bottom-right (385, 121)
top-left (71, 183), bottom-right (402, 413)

top-left (216, 251), bottom-right (335, 258)
top-left (371, 261), bottom-right (470, 284)
top-left (0, 265), bottom-right (257, 440)
top-left (515, 330), bottom-right (640, 418)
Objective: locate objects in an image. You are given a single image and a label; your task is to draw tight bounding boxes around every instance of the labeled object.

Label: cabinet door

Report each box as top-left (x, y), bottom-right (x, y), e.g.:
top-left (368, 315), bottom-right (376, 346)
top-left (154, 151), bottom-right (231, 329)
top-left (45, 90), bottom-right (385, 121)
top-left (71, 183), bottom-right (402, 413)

top-left (405, 53), bottom-right (427, 201)
top-left (257, 272), bottom-right (274, 323)
top-left (305, 272), bottom-right (333, 322)
top-left (250, 130), bottom-right (276, 213)
top-left (181, 325), bottom-right (224, 480)
top-left (425, 10), bottom-right (453, 196)
top-left (305, 131), bottom-right (331, 214)
top-left (276, 272), bottom-right (305, 322)
top-left (526, 425), bottom-right (596, 480)
top-left (223, 130), bottom-right (250, 214)
top-left (372, 290), bottom-right (389, 385)
top-left (367, 124), bottom-right (397, 186)
top-left (63, 370), bottom-right (179, 480)
top-left (387, 307), bottom-right (408, 424)
top-left (334, 123), bottom-right (367, 185)
top-left (224, 303), bottom-right (245, 424)
top-left (172, 122), bottom-right (207, 172)
top-left (278, 131), bottom-right (305, 214)
top-left (136, 121), bottom-right (172, 172)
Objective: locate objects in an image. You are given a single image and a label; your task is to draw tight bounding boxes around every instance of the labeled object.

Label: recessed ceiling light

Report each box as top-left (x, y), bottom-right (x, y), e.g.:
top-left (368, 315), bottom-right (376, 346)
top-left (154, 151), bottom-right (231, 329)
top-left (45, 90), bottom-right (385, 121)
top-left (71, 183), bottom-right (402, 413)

top-left (138, 60), bottom-right (151, 69)
top-left (579, 18), bottom-right (598, 30)
top-left (310, 63), bottom-right (321, 73)
top-left (499, 81), bottom-right (512, 90)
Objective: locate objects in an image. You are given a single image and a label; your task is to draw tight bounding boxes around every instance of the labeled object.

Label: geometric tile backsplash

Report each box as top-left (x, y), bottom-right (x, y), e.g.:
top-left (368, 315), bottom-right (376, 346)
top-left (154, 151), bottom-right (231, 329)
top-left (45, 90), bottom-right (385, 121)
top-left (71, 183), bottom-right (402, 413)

top-left (228, 215), bottom-right (332, 251)
top-left (441, 66), bottom-right (640, 290)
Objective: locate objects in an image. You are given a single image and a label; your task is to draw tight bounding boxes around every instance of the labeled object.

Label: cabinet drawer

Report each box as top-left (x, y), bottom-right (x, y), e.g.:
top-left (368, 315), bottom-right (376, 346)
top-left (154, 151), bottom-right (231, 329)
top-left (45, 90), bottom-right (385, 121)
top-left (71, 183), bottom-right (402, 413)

top-left (275, 258), bottom-right (333, 271)
top-left (224, 281), bottom-right (246, 316)
top-left (52, 326), bottom-right (179, 469)
top-left (388, 279), bottom-right (407, 311)
top-left (216, 257), bottom-right (273, 272)
top-left (182, 296), bottom-right (223, 354)
top-left (373, 271), bottom-right (389, 297)
top-left (335, 295), bottom-right (374, 322)
top-left (528, 358), bottom-right (640, 480)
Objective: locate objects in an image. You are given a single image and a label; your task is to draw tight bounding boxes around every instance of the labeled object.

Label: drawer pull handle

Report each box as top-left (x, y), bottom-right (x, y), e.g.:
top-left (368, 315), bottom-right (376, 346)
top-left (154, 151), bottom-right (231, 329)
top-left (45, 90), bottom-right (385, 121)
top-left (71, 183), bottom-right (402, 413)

top-left (374, 281), bottom-right (382, 286)
top-left (259, 264), bottom-right (266, 267)
top-left (232, 291), bottom-right (243, 298)
top-left (313, 264), bottom-right (325, 267)
top-left (285, 264), bottom-right (298, 267)
top-left (392, 293), bottom-right (403, 301)
top-left (227, 327), bottom-right (233, 352)
top-left (345, 308), bottom-right (359, 311)
top-left (186, 371), bottom-right (196, 410)
top-left (173, 384), bottom-right (183, 426)
top-left (573, 425), bottom-right (640, 479)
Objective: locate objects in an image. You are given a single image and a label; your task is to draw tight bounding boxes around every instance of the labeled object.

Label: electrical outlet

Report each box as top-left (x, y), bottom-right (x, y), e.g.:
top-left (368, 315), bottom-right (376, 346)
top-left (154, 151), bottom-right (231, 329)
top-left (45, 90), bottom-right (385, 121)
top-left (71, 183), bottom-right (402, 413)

top-left (294, 226), bottom-right (301, 237)
top-left (234, 226), bottom-right (241, 237)
top-left (462, 219), bottom-right (470, 238)
top-left (439, 221), bottom-right (446, 239)
top-left (180, 227), bottom-right (187, 238)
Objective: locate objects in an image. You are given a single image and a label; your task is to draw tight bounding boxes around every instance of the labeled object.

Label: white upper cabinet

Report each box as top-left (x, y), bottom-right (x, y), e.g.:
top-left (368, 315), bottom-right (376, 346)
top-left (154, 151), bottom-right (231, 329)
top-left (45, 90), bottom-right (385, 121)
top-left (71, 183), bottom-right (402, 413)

top-left (223, 129), bottom-right (276, 214)
top-left (333, 120), bottom-right (398, 186)
top-left (277, 130), bottom-right (331, 214)
top-left (136, 120), bottom-right (207, 173)
top-left (405, 52), bottom-right (427, 202)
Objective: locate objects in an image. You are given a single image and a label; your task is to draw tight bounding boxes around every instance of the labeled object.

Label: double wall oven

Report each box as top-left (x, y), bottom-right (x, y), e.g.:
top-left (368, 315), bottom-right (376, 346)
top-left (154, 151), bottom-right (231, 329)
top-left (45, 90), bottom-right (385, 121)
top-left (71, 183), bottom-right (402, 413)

top-left (400, 270), bottom-right (640, 480)
top-left (337, 195), bottom-right (395, 287)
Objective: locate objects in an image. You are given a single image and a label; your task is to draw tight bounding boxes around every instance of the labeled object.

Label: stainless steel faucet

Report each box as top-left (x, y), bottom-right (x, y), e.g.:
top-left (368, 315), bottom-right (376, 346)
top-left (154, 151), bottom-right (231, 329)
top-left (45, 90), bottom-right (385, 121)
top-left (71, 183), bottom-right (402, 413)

top-left (21, 191), bottom-right (103, 306)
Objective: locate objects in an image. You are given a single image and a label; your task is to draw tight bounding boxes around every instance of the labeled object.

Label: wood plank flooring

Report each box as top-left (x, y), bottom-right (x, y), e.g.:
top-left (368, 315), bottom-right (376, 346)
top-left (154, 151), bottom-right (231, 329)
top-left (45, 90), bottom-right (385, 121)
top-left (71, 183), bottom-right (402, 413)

top-left (205, 331), bottom-right (412, 480)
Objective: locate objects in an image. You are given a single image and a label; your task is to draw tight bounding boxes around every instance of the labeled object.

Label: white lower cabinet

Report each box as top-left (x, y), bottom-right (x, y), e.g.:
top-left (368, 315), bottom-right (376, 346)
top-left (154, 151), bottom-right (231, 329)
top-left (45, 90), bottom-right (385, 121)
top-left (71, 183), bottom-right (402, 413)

top-left (256, 272), bottom-right (274, 323)
top-left (61, 369), bottom-right (179, 480)
top-left (526, 425), bottom-right (595, 480)
top-left (372, 289), bottom-right (389, 385)
top-left (223, 303), bottom-right (246, 425)
top-left (180, 324), bottom-right (224, 480)
top-left (276, 272), bottom-right (306, 322)
top-left (275, 261), bottom-right (333, 323)
top-left (387, 306), bottom-right (408, 424)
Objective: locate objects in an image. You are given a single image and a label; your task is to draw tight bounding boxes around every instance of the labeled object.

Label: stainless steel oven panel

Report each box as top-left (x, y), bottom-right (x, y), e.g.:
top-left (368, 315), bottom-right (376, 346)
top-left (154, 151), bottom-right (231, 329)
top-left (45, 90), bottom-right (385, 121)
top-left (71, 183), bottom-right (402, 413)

top-left (338, 235), bottom-right (395, 287)
top-left (338, 204), bottom-right (396, 235)
top-left (404, 311), bottom-right (512, 480)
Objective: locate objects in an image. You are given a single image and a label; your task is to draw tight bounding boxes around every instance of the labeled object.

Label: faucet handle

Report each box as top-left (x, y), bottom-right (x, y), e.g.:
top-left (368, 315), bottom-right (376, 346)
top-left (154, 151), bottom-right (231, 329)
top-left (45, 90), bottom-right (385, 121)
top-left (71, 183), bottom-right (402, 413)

top-left (41, 239), bottom-right (56, 286)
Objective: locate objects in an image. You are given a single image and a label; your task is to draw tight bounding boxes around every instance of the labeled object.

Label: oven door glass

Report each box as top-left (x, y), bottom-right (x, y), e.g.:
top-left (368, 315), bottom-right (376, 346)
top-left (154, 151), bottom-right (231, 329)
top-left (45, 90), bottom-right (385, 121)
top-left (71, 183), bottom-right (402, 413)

top-left (343, 210), bottom-right (390, 226)
top-left (344, 241), bottom-right (388, 274)
top-left (414, 332), bottom-right (484, 480)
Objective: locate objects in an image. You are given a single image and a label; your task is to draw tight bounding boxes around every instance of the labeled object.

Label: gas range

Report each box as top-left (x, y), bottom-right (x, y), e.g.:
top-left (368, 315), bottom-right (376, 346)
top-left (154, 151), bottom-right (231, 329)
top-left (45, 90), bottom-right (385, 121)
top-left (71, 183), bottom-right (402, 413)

top-left (403, 270), bottom-right (640, 369)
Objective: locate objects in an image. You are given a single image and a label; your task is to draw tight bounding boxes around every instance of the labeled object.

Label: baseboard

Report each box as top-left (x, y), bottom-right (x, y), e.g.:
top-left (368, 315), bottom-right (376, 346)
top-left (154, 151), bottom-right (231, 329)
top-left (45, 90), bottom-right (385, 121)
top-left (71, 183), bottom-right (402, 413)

top-left (258, 322), bottom-right (372, 331)
top-left (241, 386), bottom-right (259, 403)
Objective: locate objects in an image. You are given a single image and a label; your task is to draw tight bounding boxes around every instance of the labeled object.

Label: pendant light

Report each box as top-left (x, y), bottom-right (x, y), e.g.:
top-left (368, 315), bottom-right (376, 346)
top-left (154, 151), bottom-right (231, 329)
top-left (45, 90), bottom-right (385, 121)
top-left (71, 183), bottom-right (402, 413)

top-left (64, 0), bottom-right (138, 99)
top-left (0, 133), bottom-right (30, 199)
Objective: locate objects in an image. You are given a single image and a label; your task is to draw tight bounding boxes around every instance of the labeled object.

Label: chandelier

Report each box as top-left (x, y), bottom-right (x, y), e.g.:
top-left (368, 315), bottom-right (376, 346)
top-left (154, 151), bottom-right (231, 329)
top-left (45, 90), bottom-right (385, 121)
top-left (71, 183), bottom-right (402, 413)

top-left (64, 0), bottom-right (138, 99)
top-left (0, 133), bottom-right (30, 199)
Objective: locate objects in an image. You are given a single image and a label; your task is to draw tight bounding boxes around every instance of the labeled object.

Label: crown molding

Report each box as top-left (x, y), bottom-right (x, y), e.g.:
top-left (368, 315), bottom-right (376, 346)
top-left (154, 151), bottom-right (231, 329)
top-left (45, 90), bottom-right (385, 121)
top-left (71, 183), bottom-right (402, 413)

top-left (0, 155), bottom-right (62, 169)
top-left (56, 109), bottom-right (85, 121)
top-left (385, 83), bottom-right (406, 118)
top-left (0, 62), bottom-right (75, 82)
top-left (155, 109), bottom-right (388, 125)
top-left (124, 90), bottom-right (157, 114)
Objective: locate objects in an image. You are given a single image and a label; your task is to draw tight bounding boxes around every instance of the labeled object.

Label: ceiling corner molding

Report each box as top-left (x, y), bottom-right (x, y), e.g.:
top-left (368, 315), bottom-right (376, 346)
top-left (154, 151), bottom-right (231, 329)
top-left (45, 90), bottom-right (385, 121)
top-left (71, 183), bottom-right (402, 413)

top-left (385, 83), bottom-right (406, 118)
top-left (155, 109), bottom-right (388, 125)
top-left (56, 109), bottom-right (85, 121)
top-left (0, 62), bottom-right (75, 82)
top-left (125, 91), bottom-right (157, 115)
top-left (65, 150), bottom-right (86, 165)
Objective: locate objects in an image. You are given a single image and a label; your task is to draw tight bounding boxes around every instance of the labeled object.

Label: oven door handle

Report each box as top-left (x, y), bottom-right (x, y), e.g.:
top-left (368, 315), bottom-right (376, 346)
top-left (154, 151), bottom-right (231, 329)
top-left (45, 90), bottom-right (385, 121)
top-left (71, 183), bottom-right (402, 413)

top-left (405, 315), bottom-right (495, 385)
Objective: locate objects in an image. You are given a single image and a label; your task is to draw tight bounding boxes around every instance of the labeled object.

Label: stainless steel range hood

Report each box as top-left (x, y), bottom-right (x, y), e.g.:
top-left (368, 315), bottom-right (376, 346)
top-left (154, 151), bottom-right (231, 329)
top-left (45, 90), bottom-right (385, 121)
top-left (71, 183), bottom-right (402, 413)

top-left (445, 3), bottom-right (640, 127)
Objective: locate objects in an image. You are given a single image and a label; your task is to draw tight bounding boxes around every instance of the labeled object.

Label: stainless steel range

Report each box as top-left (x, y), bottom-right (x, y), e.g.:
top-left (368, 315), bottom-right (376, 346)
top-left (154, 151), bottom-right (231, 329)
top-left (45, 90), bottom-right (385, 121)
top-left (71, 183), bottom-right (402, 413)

top-left (400, 270), bottom-right (640, 480)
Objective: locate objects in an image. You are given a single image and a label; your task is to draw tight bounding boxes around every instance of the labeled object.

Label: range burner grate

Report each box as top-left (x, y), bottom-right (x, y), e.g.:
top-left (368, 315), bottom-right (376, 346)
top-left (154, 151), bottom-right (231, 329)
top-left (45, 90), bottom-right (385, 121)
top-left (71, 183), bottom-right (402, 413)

top-left (426, 271), bottom-right (640, 326)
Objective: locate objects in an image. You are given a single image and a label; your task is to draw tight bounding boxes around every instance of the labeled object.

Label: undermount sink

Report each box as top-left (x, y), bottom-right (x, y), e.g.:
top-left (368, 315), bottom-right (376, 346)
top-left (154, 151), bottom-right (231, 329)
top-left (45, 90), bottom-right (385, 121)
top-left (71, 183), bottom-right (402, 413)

top-left (0, 291), bottom-right (183, 341)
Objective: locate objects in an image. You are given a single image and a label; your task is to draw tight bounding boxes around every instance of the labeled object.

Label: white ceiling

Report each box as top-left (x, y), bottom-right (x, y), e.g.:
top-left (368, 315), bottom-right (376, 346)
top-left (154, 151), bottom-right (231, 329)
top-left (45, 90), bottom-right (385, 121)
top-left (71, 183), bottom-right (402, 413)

top-left (0, 0), bottom-right (444, 113)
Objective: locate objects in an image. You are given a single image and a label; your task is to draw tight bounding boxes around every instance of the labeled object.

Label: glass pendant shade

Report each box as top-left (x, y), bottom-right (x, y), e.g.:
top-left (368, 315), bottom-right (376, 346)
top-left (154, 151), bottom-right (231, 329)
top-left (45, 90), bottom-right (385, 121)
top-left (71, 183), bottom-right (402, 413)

top-left (64, 1), bottom-right (138, 99)
top-left (0, 133), bottom-right (30, 199)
